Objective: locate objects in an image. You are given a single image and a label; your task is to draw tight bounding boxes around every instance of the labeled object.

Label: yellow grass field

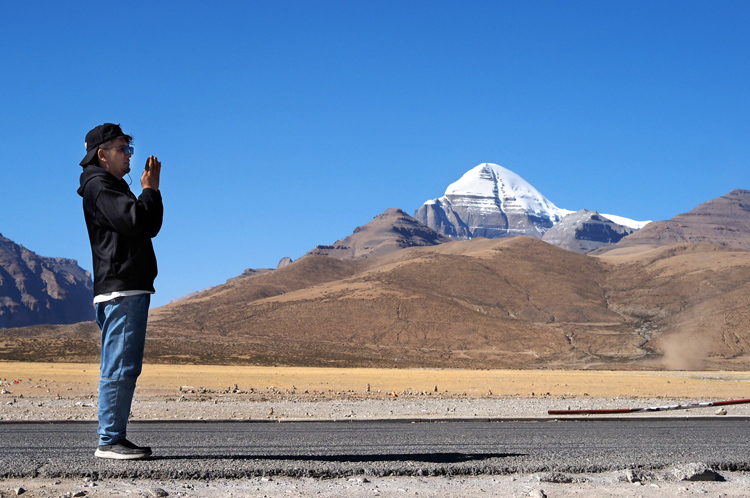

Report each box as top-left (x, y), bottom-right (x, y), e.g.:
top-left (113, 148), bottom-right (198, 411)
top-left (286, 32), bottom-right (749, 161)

top-left (2, 361), bottom-right (750, 399)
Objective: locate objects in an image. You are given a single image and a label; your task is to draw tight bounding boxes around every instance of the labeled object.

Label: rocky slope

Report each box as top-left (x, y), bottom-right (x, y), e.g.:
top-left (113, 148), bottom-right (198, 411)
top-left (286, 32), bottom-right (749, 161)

top-left (0, 233), bottom-right (93, 328)
top-left (144, 237), bottom-right (750, 370)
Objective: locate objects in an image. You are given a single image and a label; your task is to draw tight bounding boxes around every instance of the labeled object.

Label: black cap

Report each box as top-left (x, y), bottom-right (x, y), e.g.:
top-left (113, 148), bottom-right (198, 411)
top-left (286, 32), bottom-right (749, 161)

top-left (80, 123), bottom-right (129, 166)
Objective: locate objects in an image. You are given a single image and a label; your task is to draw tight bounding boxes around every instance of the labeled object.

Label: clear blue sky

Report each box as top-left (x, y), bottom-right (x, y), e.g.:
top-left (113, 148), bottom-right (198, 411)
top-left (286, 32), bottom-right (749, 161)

top-left (2, 1), bottom-right (748, 307)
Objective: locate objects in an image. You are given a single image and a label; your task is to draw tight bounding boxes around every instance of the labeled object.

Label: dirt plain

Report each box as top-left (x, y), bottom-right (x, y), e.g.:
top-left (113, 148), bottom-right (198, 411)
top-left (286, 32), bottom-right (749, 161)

top-left (3, 362), bottom-right (750, 416)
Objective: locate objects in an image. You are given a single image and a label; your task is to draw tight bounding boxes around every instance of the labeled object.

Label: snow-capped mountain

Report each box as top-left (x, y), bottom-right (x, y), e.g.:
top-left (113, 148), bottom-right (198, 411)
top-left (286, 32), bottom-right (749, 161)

top-left (414, 162), bottom-right (649, 251)
top-left (414, 163), bottom-right (573, 240)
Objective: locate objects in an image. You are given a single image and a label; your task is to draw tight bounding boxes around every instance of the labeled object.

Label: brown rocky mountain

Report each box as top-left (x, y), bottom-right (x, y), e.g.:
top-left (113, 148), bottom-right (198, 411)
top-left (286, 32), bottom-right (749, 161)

top-left (541, 210), bottom-right (635, 253)
top-left (593, 189), bottom-right (750, 255)
top-left (141, 237), bottom-right (750, 370)
top-left (0, 233), bottom-right (94, 329)
top-left (7, 235), bottom-right (749, 371)
top-left (138, 237), bottom-right (750, 368)
top-left (306, 208), bottom-right (449, 260)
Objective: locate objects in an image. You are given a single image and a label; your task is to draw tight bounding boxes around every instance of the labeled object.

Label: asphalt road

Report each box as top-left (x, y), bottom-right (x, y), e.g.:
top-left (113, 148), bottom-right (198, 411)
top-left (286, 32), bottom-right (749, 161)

top-left (3, 419), bottom-right (750, 479)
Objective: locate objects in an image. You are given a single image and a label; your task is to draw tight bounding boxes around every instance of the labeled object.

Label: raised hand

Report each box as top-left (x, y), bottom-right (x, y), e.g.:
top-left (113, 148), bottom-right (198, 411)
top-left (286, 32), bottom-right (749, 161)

top-left (141, 155), bottom-right (161, 191)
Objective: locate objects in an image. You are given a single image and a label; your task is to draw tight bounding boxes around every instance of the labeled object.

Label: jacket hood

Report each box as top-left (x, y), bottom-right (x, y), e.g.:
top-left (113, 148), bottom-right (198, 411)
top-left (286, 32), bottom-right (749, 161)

top-left (78, 166), bottom-right (113, 197)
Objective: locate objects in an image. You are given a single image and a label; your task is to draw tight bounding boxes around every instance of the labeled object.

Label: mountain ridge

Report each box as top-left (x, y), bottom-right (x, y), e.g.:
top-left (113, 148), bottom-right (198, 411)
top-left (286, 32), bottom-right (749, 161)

top-left (593, 189), bottom-right (750, 255)
top-left (306, 208), bottom-right (449, 260)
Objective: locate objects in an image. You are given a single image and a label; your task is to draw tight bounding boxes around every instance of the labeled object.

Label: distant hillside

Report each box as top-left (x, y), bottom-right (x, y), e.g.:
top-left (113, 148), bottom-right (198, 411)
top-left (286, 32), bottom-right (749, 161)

top-left (145, 235), bottom-right (750, 370)
top-left (594, 189), bottom-right (750, 254)
top-left (144, 237), bottom-right (750, 370)
top-left (307, 208), bottom-right (448, 260)
top-left (0, 233), bottom-right (94, 328)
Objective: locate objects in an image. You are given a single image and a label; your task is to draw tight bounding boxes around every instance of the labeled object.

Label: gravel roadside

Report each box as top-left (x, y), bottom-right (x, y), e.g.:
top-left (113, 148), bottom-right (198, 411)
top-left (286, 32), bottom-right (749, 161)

top-left (3, 391), bottom-right (750, 422)
top-left (4, 471), bottom-right (750, 498)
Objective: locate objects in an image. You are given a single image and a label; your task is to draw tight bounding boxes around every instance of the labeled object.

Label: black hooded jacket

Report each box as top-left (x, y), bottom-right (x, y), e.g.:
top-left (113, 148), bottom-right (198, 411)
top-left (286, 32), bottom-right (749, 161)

top-left (77, 166), bottom-right (163, 296)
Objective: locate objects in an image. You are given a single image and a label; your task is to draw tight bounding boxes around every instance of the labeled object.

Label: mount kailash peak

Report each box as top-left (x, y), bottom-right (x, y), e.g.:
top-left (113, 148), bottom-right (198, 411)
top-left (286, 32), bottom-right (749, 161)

top-left (414, 162), bottom-right (648, 251)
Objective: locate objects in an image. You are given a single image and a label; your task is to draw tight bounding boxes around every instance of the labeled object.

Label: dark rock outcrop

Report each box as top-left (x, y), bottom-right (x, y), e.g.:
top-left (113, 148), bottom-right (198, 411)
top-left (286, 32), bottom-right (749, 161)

top-left (542, 210), bottom-right (635, 253)
top-left (0, 233), bottom-right (94, 328)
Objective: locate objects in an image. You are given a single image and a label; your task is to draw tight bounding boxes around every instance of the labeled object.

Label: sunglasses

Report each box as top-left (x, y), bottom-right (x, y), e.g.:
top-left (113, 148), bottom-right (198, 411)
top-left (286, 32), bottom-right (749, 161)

top-left (102, 145), bottom-right (134, 155)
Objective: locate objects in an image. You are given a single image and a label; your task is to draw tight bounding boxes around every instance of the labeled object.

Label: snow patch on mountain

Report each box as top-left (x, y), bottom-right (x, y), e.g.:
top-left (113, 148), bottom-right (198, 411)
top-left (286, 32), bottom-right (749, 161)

top-left (600, 213), bottom-right (651, 230)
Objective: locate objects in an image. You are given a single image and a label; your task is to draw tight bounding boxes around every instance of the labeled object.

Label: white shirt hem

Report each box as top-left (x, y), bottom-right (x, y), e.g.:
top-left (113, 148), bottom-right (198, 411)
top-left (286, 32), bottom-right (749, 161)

top-left (93, 290), bottom-right (153, 304)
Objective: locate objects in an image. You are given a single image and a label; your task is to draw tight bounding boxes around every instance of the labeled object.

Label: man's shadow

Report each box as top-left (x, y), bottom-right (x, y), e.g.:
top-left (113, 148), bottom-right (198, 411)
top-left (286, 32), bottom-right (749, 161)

top-left (150, 452), bottom-right (524, 463)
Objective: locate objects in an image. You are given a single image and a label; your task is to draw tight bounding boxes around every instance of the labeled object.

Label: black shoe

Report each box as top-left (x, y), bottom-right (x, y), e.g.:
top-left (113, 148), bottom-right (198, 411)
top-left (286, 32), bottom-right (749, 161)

top-left (95, 438), bottom-right (152, 460)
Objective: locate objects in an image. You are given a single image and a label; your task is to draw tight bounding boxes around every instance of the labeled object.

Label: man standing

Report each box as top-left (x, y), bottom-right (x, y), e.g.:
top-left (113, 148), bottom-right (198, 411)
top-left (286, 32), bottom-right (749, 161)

top-left (77, 123), bottom-right (163, 460)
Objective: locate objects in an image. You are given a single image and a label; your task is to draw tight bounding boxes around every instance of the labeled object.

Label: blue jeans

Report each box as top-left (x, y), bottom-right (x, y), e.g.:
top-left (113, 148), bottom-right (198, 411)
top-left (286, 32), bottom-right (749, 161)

top-left (95, 294), bottom-right (150, 445)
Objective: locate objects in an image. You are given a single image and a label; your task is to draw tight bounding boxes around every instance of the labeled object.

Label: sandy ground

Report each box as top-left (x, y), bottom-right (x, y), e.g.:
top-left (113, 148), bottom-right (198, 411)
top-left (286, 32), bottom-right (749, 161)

top-left (3, 362), bottom-right (750, 421)
top-left (2, 362), bottom-right (750, 497)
